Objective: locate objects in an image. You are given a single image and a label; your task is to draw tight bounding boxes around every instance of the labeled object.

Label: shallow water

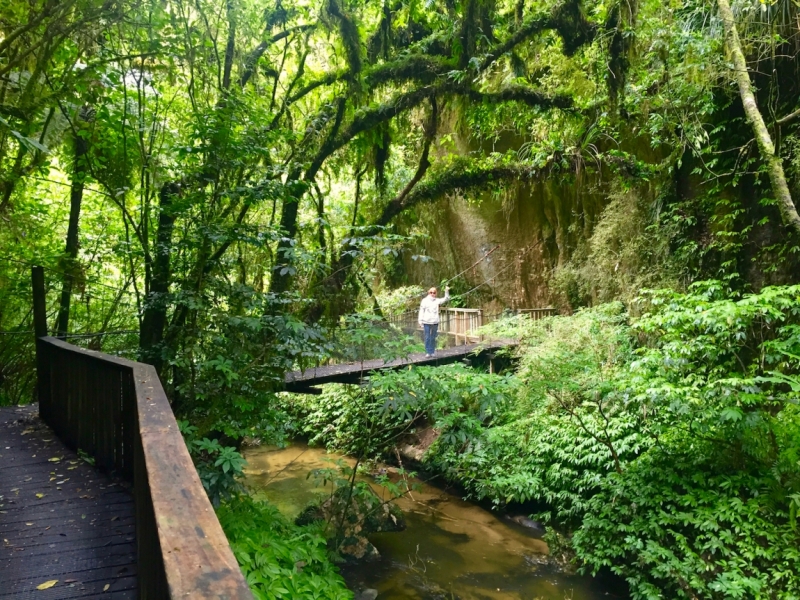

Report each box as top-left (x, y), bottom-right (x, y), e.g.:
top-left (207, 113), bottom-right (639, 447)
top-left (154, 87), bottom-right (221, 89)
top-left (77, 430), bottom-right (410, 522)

top-left (243, 444), bottom-right (624, 600)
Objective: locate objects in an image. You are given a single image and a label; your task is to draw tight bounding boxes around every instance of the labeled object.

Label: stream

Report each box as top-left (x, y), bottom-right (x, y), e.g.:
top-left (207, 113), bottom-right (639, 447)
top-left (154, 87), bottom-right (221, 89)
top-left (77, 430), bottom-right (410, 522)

top-left (243, 443), bottom-right (626, 600)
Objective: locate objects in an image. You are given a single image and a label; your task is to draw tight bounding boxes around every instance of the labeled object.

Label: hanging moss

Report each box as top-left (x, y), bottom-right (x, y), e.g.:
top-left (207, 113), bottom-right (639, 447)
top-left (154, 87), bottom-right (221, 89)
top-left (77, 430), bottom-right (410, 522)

top-left (457, 0), bottom-right (497, 68)
top-left (605, 0), bottom-right (638, 105)
top-left (458, 0), bottom-right (480, 68)
top-left (463, 85), bottom-right (574, 110)
top-left (510, 52), bottom-right (527, 78)
top-left (479, 0), bottom-right (497, 45)
top-left (551, 0), bottom-right (597, 56)
top-left (325, 0), bottom-right (362, 80)
top-left (265, 0), bottom-right (289, 29)
top-left (373, 122), bottom-right (391, 191)
top-left (387, 9), bottom-right (436, 51)
top-left (367, 0), bottom-right (392, 62)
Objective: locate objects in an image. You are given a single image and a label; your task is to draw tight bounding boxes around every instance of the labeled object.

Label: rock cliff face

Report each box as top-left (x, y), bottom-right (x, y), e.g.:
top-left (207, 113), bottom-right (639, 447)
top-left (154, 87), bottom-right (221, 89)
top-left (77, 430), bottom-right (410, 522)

top-left (400, 173), bottom-right (609, 310)
top-left (394, 110), bottom-right (800, 311)
top-left (394, 113), bottom-right (643, 311)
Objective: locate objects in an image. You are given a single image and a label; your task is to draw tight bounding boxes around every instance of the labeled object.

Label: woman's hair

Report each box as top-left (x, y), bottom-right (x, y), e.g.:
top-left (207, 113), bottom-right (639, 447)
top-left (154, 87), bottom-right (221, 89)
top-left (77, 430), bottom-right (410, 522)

top-left (428, 287), bottom-right (437, 294)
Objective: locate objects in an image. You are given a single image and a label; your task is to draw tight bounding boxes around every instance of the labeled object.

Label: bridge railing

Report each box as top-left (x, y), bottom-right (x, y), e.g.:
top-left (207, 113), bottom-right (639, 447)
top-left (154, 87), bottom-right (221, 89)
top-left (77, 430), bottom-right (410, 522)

top-left (440, 308), bottom-right (484, 345)
top-left (37, 337), bottom-right (253, 600)
top-left (387, 306), bottom-right (557, 346)
top-left (35, 338), bottom-right (253, 599)
top-left (33, 273), bottom-right (252, 600)
top-left (517, 307), bottom-right (558, 321)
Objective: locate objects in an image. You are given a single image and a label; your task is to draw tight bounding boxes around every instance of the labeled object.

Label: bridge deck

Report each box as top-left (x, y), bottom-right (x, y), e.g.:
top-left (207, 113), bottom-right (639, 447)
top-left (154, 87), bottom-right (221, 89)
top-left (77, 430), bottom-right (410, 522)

top-left (285, 340), bottom-right (514, 392)
top-left (0, 405), bottom-right (137, 599)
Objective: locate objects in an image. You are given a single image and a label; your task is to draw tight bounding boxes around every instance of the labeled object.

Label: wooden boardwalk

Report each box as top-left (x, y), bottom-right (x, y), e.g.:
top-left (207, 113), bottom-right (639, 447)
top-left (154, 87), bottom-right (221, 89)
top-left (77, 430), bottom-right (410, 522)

top-left (285, 340), bottom-right (514, 392)
top-left (0, 405), bottom-right (137, 599)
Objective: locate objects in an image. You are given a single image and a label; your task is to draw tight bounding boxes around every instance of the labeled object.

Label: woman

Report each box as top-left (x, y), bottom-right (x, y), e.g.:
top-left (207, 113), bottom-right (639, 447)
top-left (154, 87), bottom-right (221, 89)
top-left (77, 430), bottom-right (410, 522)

top-left (418, 286), bottom-right (450, 357)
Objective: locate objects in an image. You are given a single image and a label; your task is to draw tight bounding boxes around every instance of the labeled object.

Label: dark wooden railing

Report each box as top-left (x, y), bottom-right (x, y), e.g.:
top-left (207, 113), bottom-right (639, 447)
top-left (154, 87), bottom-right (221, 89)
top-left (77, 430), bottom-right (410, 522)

top-left (32, 269), bottom-right (252, 600)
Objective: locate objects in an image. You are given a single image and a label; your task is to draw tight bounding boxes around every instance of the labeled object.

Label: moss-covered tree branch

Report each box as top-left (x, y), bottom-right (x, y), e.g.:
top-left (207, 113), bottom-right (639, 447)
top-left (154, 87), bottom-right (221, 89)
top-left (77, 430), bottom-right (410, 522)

top-left (464, 85), bottom-right (574, 110)
top-left (376, 159), bottom-right (549, 227)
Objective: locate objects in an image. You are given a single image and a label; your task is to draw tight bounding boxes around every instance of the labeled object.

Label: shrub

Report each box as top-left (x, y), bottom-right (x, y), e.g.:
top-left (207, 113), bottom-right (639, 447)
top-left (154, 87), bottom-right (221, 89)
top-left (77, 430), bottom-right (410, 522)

top-left (218, 496), bottom-right (352, 600)
top-left (572, 283), bottom-right (800, 598)
top-left (283, 363), bottom-right (516, 459)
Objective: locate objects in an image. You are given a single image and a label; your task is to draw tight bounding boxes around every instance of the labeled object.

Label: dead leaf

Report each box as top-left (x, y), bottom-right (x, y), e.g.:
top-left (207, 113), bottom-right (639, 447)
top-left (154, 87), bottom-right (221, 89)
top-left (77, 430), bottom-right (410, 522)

top-left (36, 580), bottom-right (58, 590)
top-left (103, 583), bottom-right (110, 591)
top-left (48, 457), bottom-right (61, 463)
top-left (35, 493), bottom-right (44, 499)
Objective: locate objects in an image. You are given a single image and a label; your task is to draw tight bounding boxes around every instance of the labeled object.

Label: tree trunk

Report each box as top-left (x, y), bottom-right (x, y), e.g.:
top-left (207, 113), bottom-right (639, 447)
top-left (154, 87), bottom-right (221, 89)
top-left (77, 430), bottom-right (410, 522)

top-left (139, 182), bottom-right (179, 373)
top-left (55, 126), bottom-right (89, 337)
top-left (717, 0), bottom-right (800, 235)
top-left (269, 192), bottom-right (301, 295)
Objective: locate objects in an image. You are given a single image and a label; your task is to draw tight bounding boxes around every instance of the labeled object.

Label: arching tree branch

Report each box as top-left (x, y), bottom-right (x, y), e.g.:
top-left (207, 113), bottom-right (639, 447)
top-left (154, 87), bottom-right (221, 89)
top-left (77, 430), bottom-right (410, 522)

top-left (376, 160), bottom-right (547, 227)
top-left (464, 85), bottom-right (574, 110)
top-left (239, 24), bottom-right (316, 88)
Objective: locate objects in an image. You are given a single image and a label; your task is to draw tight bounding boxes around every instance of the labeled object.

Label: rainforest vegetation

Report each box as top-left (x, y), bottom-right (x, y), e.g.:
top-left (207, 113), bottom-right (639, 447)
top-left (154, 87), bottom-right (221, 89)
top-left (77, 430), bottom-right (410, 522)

top-left (2, 0), bottom-right (800, 597)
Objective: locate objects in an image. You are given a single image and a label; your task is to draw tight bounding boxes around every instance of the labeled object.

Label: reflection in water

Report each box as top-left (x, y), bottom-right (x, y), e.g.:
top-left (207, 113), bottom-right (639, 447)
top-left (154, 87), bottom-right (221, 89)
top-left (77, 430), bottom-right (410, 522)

top-left (243, 444), bottom-right (623, 600)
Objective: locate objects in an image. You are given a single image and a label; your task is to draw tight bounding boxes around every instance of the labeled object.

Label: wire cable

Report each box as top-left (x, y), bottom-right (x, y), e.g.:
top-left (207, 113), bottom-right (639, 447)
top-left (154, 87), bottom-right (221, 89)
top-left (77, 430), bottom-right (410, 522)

top-left (451, 258), bottom-right (519, 301)
top-left (441, 244), bottom-right (500, 287)
top-left (0, 256), bottom-right (137, 295)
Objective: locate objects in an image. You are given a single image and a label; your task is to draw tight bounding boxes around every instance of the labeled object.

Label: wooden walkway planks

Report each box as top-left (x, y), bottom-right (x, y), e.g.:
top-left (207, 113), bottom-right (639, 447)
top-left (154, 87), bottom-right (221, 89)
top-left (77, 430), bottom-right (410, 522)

top-left (285, 340), bottom-right (515, 392)
top-left (0, 405), bottom-right (137, 599)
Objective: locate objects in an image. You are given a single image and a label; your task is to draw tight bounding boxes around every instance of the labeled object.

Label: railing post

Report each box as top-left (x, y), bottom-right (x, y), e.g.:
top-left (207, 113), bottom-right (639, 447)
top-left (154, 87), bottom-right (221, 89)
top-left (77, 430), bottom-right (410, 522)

top-left (32, 266), bottom-right (52, 419)
top-left (32, 266), bottom-right (47, 338)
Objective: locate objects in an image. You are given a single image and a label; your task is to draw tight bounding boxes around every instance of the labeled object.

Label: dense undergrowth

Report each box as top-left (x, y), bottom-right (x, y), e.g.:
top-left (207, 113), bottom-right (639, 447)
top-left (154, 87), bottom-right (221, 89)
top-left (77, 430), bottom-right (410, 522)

top-left (287, 283), bottom-right (800, 599)
top-left (179, 420), bottom-right (355, 598)
top-left (218, 496), bottom-right (352, 600)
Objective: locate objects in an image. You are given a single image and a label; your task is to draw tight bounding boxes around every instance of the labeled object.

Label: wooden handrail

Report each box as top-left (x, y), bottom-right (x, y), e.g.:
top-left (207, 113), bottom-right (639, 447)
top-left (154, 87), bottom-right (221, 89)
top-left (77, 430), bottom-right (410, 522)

top-left (518, 307), bottom-right (557, 321)
top-left (35, 336), bottom-right (253, 600)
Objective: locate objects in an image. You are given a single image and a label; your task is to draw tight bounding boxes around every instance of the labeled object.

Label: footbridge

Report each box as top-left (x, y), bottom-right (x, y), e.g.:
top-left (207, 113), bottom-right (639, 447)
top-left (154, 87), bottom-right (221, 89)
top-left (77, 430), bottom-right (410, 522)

top-left (284, 306), bottom-right (555, 393)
